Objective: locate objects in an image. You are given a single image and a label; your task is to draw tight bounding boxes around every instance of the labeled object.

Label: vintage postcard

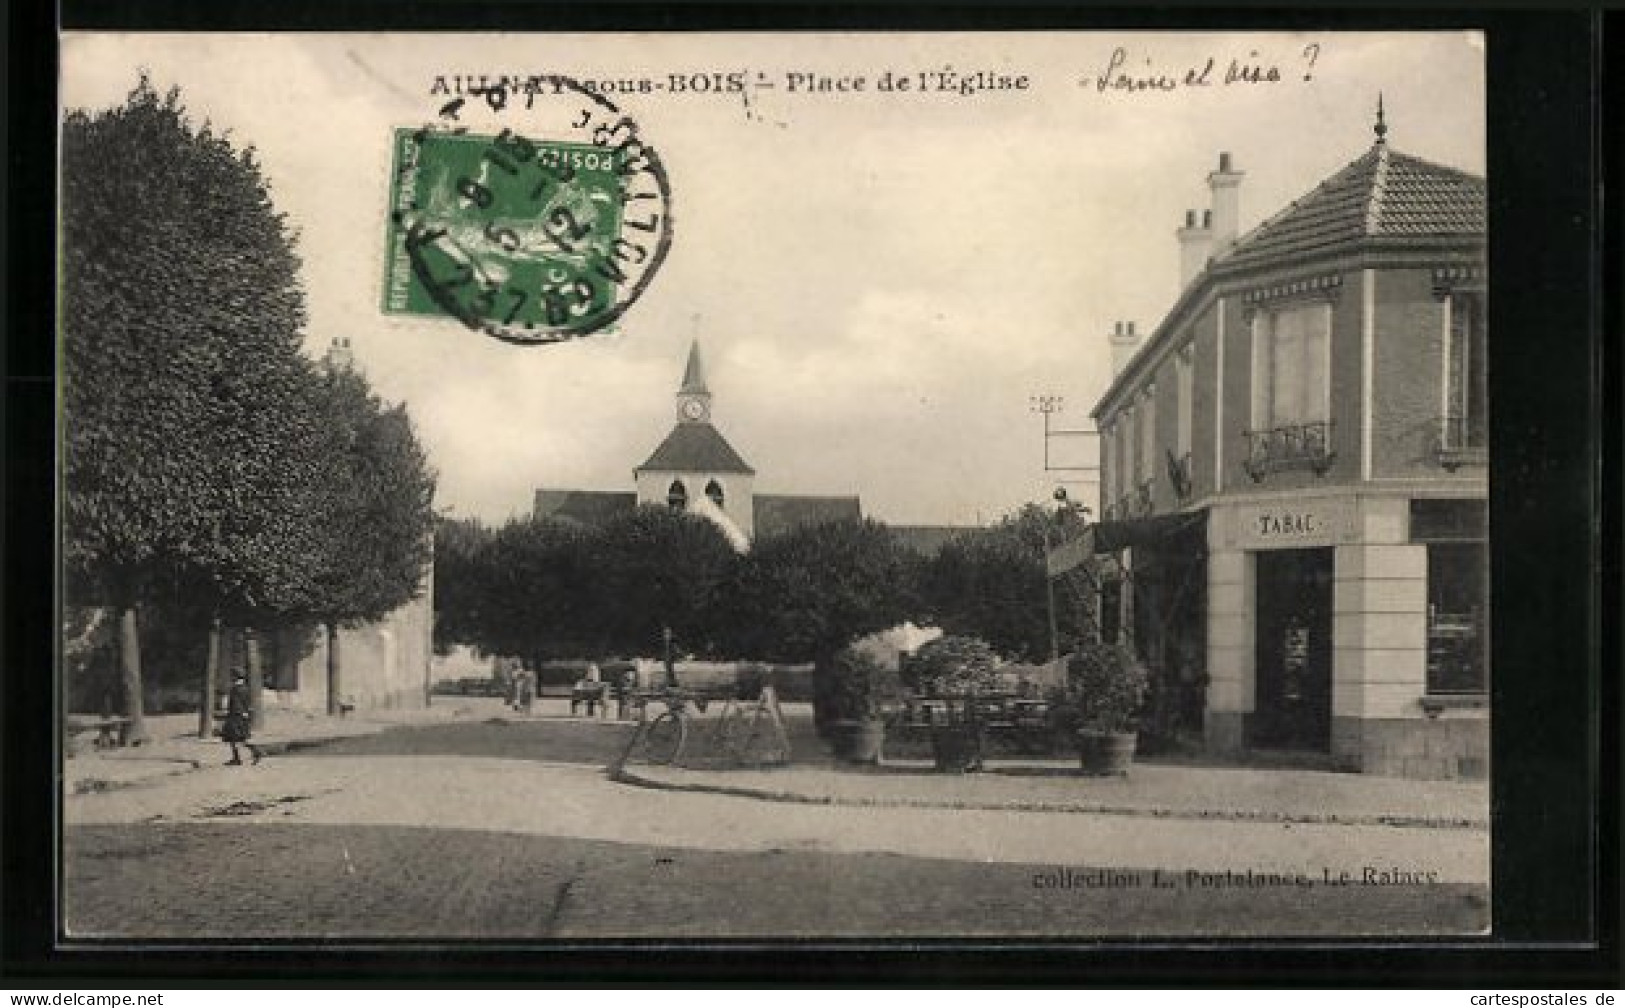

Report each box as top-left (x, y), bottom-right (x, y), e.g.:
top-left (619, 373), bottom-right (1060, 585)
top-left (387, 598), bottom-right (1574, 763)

top-left (59, 30), bottom-right (1490, 941)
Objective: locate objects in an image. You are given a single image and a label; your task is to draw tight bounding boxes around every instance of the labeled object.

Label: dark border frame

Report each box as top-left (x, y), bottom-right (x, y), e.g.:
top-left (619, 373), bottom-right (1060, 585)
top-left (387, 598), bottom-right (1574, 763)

top-left (7, 2), bottom-right (1617, 986)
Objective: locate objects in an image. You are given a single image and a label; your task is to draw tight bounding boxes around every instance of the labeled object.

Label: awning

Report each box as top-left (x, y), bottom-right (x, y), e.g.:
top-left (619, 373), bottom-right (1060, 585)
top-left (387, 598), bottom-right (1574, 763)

top-left (1091, 510), bottom-right (1206, 554)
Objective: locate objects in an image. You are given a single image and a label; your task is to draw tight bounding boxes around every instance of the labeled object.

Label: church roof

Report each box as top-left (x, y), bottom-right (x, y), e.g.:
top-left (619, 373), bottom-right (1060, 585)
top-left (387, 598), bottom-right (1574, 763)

top-left (635, 422), bottom-right (755, 475)
top-left (888, 525), bottom-right (978, 557)
top-left (753, 494), bottom-right (862, 538)
top-left (679, 340), bottom-right (709, 396)
top-left (1218, 142), bottom-right (1485, 273)
top-left (533, 489), bottom-right (637, 525)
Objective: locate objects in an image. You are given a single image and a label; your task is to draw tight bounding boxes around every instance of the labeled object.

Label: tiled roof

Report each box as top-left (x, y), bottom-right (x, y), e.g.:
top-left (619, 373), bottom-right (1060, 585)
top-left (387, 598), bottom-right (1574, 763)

top-left (635, 422), bottom-right (755, 475)
top-left (533, 489), bottom-right (637, 525)
top-left (1219, 143), bottom-right (1485, 272)
top-left (753, 494), bottom-right (862, 539)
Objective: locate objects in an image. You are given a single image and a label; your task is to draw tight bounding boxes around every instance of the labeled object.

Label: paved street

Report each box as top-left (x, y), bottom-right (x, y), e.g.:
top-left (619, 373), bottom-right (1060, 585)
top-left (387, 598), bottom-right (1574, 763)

top-left (64, 713), bottom-right (1490, 939)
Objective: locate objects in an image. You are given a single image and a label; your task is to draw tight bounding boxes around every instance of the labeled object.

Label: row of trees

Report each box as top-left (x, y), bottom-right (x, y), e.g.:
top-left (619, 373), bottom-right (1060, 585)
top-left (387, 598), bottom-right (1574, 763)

top-left (434, 502), bottom-right (1095, 680)
top-left (63, 80), bottom-right (438, 742)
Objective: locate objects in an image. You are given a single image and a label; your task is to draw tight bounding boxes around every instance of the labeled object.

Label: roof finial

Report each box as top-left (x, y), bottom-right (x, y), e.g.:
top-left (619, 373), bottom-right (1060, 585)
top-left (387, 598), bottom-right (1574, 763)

top-left (1374, 92), bottom-right (1388, 144)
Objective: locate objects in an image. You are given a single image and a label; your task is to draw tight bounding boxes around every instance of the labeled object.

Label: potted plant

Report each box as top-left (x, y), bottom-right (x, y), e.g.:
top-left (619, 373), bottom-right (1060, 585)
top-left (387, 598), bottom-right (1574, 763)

top-left (910, 636), bottom-right (1002, 773)
top-left (824, 648), bottom-right (889, 764)
top-left (1056, 643), bottom-right (1150, 775)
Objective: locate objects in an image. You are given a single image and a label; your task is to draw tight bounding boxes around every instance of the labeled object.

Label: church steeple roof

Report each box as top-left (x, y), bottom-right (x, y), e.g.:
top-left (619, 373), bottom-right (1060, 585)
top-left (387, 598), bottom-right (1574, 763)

top-left (679, 340), bottom-right (709, 396)
top-left (636, 423), bottom-right (755, 475)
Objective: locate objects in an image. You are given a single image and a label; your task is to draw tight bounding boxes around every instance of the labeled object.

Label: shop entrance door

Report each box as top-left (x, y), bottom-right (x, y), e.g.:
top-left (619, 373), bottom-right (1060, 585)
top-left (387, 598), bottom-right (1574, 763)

top-left (1252, 547), bottom-right (1334, 751)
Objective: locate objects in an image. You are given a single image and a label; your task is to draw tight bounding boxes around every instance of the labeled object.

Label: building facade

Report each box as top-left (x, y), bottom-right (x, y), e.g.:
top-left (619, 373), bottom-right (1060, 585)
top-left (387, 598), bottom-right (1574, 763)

top-left (1092, 116), bottom-right (1487, 779)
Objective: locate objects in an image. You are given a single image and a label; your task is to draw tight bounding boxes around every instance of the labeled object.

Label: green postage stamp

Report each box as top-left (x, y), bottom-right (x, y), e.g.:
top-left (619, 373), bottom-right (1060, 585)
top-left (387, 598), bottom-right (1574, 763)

top-left (383, 123), bottom-right (666, 342)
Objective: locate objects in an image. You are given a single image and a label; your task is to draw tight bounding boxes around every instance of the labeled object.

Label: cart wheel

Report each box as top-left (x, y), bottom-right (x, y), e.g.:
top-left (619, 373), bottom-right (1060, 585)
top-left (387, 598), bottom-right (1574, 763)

top-left (641, 711), bottom-right (686, 765)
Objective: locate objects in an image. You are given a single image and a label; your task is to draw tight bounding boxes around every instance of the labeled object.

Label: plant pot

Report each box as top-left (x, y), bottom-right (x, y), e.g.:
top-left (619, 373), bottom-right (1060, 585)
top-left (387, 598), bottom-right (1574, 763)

top-left (828, 718), bottom-right (886, 764)
top-left (1076, 729), bottom-right (1137, 775)
top-left (930, 725), bottom-right (983, 773)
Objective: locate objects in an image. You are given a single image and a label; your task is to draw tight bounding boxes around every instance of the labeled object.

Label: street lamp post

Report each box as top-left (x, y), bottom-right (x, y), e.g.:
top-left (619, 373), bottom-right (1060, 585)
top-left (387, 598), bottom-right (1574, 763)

top-left (662, 625), bottom-right (677, 688)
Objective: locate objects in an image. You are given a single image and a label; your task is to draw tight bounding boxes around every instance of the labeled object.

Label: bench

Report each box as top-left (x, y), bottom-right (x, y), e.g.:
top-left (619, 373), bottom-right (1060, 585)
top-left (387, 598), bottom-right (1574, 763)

top-left (65, 715), bottom-right (133, 750)
top-left (570, 682), bottom-right (608, 716)
top-left (894, 697), bottom-right (1058, 754)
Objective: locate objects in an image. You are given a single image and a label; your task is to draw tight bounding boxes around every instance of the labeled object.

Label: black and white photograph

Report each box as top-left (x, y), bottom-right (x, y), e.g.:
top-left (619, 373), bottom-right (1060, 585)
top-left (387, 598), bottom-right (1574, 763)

top-left (57, 29), bottom-right (1496, 941)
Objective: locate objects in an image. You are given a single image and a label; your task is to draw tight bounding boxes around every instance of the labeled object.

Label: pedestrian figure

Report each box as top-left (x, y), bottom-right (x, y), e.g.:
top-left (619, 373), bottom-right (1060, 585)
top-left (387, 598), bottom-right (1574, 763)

top-left (586, 662), bottom-right (604, 719)
top-left (615, 665), bottom-right (637, 720)
top-left (518, 667), bottom-right (535, 715)
top-left (221, 670), bottom-right (262, 766)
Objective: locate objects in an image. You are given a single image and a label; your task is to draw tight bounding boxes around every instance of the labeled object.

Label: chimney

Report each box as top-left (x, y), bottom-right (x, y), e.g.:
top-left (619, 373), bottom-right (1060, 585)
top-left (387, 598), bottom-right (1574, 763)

top-left (1109, 320), bottom-right (1141, 376)
top-left (325, 336), bottom-right (354, 372)
top-left (1176, 208), bottom-right (1213, 287)
top-left (1208, 151), bottom-right (1244, 253)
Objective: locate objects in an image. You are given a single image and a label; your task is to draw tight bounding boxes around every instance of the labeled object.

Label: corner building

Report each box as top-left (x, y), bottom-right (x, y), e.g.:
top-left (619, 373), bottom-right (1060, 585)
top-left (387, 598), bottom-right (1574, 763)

top-left (1091, 119), bottom-right (1487, 779)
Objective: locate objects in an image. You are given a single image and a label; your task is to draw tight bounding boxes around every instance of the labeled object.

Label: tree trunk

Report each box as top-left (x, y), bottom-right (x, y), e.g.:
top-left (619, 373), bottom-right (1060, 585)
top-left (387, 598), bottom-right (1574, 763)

top-left (325, 622), bottom-right (342, 716)
top-left (245, 628), bottom-right (265, 731)
top-left (197, 616), bottom-right (221, 740)
top-left (117, 605), bottom-right (150, 745)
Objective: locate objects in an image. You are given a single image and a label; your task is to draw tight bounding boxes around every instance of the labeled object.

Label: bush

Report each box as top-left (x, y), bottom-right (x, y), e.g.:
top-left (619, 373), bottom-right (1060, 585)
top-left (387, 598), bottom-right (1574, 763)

top-left (1059, 643), bottom-right (1150, 733)
top-left (823, 648), bottom-right (886, 721)
top-left (909, 635), bottom-right (1001, 697)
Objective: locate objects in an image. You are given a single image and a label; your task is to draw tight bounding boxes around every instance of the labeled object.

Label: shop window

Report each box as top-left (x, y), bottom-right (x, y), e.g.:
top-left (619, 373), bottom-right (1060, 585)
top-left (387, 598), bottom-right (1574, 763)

top-left (705, 479), bottom-right (725, 509)
top-left (1425, 542), bottom-right (1487, 694)
top-left (666, 480), bottom-right (687, 511)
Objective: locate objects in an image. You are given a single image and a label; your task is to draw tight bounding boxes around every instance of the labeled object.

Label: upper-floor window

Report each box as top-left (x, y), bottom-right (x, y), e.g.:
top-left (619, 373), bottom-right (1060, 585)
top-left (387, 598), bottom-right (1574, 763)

top-left (1118, 405), bottom-right (1134, 487)
top-left (1100, 419), bottom-right (1116, 505)
top-left (666, 480), bottom-right (688, 510)
top-left (704, 479), bottom-right (725, 509)
top-left (1444, 292), bottom-right (1487, 452)
top-left (1175, 347), bottom-right (1194, 458)
top-left (1138, 386), bottom-right (1157, 487)
top-left (1252, 301), bottom-right (1331, 428)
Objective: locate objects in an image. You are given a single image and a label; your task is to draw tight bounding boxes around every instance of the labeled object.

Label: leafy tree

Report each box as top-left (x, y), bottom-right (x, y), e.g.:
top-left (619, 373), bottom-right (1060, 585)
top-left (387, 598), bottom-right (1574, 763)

top-left (474, 517), bottom-right (601, 663)
top-left (588, 505), bottom-right (738, 657)
top-left (432, 516), bottom-right (494, 651)
top-left (919, 503), bottom-right (1092, 662)
top-left (62, 78), bottom-right (320, 741)
top-left (718, 519), bottom-right (922, 731)
top-left (300, 362), bottom-right (438, 714)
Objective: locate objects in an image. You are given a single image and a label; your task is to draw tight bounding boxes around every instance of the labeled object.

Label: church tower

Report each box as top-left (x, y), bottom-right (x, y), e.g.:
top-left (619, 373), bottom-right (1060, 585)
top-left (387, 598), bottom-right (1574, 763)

top-left (634, 341), bottom-right (756, 545)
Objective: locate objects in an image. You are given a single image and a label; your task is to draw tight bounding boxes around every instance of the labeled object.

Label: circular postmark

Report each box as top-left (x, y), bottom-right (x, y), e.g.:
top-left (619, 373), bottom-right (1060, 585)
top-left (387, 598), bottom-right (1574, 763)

top-left (384, 75), bottom-right (673, 345)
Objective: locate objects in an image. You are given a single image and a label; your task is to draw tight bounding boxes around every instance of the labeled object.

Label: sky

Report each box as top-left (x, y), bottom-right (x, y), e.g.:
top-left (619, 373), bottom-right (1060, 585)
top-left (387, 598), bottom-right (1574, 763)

top-left (60, 31), bottom-right (1485, 527)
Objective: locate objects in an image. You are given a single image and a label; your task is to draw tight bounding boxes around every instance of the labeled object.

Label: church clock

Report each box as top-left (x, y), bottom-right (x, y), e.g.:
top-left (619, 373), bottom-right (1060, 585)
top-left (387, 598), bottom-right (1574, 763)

top-left (679, 396), bottom-right (710, 423)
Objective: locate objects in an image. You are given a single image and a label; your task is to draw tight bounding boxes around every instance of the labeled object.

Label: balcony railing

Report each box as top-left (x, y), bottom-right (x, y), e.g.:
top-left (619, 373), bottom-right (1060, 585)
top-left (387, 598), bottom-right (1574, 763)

top-left (1435, 414), bottom-right (1487, 472)
top-left (1242, 420), bottom-right (1335, 481)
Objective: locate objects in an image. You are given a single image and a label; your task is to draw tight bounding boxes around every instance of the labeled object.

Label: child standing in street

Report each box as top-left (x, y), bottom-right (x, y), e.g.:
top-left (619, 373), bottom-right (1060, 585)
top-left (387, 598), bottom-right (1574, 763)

top-left (221, 671), bottom-right (262, 766)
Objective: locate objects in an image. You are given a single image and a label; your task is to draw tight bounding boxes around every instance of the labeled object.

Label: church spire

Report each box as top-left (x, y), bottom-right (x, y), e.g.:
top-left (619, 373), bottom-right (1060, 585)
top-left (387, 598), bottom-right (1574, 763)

top-left (679, 340), bottom-right (709, 396)
top-left (675, 340), bottom-right (713, 424)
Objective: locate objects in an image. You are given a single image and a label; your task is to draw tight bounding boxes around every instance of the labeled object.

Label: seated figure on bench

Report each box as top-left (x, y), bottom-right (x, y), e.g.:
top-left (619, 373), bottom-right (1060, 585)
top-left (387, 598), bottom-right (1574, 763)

top-left (571, 663), bottom-right (605, 717)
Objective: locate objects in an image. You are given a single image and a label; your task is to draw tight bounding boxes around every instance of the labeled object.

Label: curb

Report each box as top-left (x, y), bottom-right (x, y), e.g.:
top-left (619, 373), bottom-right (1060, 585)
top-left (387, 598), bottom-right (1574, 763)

top-left (611, 766), bottom-right (1488, 831)
top-left (66, 731), bottom-right (375, 796)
